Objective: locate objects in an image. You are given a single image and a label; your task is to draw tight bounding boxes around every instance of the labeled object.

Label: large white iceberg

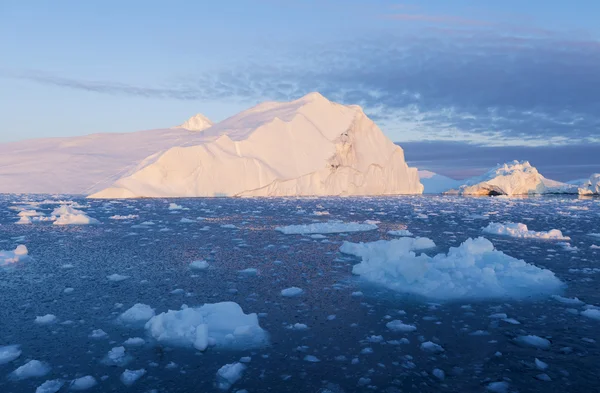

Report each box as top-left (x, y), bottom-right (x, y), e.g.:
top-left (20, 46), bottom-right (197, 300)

top-left (0, 115), bottom-right (212, 195)
top-left (341, 237), bottom-right (563, 300)
top-left (144, 302), bottom-right (268, 351)
top-left (446, 161), bottom-right (576, 196)
top-left (89, 93), bottom-right (423, 198)
top-left (579, 174), bottom-right (600, 196)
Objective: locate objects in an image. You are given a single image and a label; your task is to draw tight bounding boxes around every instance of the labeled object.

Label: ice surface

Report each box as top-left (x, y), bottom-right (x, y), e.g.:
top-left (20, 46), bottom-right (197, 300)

top-left (418, 170), bottom-right (462, 194)
top-left (119, 303), bottom-right (155, 325)
top-left (90, 93), bottom-right (423, 198)
top-left (35, 314), bottom-right (57, 325)
top-left (579, 173), bottom-right (600, 195)
top-left (420, 341), bottom-right (444, 353)
top-left (386, 320), bottom-right (417, 332)
top-left (52, 205), bottom-right (99, 225)
top-left (276, 221), bottom-right (377, 235)
top-left (145, 302), bottom-right (268, 351)
top-left (120, 368), bottom-right (146, 386)
top-left (483, 222), bottom-right (569, 240)
top-left (281, 287), bottom-right (304, 297)
top-left (447, 161), bottom-right (576, 196)
top-left (0, 344), bottom-right (21, 365)
top-left (11, 359), bottom-right (51, 380)
top-left (216, 362), bottom-right (246, 390)
top-left (343, 237), bottom-right (563, 300)
top-left (514, 335), bottom-right (551, 349)
top-left (1, 245), bottom-right (30, 266)
top-left (107, 273), bottom-right (129, 282)
top-left (35, 379), bottom-right (64, 393)
top-left (190, 260), bottom-right (210, 270)
top-left (70, 376), bottom-right (97, 390)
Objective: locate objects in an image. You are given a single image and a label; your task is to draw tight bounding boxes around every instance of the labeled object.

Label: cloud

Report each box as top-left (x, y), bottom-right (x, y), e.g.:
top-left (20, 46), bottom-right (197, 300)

top-left (6, 26), bottom-right (600, 146)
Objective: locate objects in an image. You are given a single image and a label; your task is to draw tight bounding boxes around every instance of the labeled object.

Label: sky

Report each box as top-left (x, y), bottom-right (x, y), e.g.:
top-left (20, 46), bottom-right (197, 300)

top-left (1, 1), bottom-right (599, 178)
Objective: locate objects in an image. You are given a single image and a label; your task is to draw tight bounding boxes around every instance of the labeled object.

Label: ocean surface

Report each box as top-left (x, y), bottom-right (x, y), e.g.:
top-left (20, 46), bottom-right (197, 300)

top-left (1, 195), bottom-right (599, 393)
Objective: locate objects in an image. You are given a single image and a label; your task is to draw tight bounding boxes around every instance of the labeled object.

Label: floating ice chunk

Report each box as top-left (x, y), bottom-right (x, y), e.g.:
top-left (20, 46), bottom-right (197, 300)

top-left (483, 222), bottom-right (569, 240)
top-left (343, 237), bottom-right (563, 300)
top-left (64, 287), bottom-right (74, 294)
top-left (1, 245), bottom-right (30, 266)
top-left (276, 221), bottom-right (377, 235)
top-left (0, 345), bottom-right (21, 365)
top-left (120, 369), bottom-right (146, 386)
top-left (145, 302), bottom-right (268, 351)
top-left (551, 295), bottom-right (584, 305)
top-left (303, 355), bottom-right (320, 362)
top-left (287, 323), bottom-right (309, 331)
top-left (432, 368), bottom-right (445, 380)
top-left (123, 337), bottom-right (145, 346)
top-left (168, 203), bottom-right (183, 210)
top-left (216, 362), bottom-right (246, 390)
top-left (109, 214), bottom-right (139, 220)
top-left (180, 218), bottom-right (195, 223)
top-left (103, 346), bottom-right (130, 366)
top-left (281, 287), bottom-right (304, 297)
top-left (35, 314), bottom-right (57, 325)
top-left (515, 335), bottom-right (551, 349)
top-left (386, 320), bottom-right (417, 332)
top-left (420, 341), bottom-right (444, 353)
top-left (221, 224), bottom-right (238, 229)
top-left (387, 229), bottom-right (413, 237)
top-left (502, 318), bottom-right (521, 325)
top-left (11, 360), bottom-right (51, 380)
top-left (70, 375), bottom-right (97, 390)
top-left (239, 268), bottom-right (257, 275)
top-left (52, 205), bottom-right (99, 225)
top-left (119, 303), bottom-right (155, 325)
top-left (581, 309), bottom-right (600, 320)
top-left (536, 373), bottom-right (552, 381)
top-left (107, 274), bottom-right (129, 282)
top-left (89, 329), bottom-right (108, 339)
top-left (535, 358), bottom-right (548, 370)
top-left (190, 260), bottom-right (209, 270)
top-left (35, 379), bottom-right (64, 393)
top-left (487, 381), bottom-right (509, 393)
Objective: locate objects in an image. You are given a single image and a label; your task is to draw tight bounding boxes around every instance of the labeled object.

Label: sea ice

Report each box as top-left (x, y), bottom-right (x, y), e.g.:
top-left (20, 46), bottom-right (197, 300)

top-left (11, 360), bottom-right (51, 380)
top-left (145, 302), bottom-right (268, 351)
top-left (483, 222), bottom-right (570, 240)
top-left (342, 237), bottom-right (563, 300)
top-left (52, 205), bottom-right (99, 225)
top-left (276, 221), bottom-right (377, 235)
top-left (190, 260), bottom-right (209, 270)
top-left (70, 376), bottom-right (97, 390)
top-left (216, 362), bottom-right (246, 390)
top-left (1, 245), bottom-right (30, 266)
top-left (119, 303), bottom-right (155, 325)
top-left (35, 314), bottom-right (57, 325)
top-left (514, 335), bottom-right (551, 349)
top-left (120, 369), bottom-right (146, 386)
top-left (281, 287), bottom-right (304, 297)
top-left (35, 379), bottom-right (64, 393)
top-left (386, 320), bottom-right (417, 332)
top-left (0, 344), bottom-right (21, 365)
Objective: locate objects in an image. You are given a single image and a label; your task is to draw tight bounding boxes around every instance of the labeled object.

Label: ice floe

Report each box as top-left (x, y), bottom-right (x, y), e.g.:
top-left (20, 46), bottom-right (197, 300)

top-left (276, 221), bottom-right (377, 235)
top-left (483, 222), bottom-right (569, 240)
top-left (342, 237), bottom-right (563, 300)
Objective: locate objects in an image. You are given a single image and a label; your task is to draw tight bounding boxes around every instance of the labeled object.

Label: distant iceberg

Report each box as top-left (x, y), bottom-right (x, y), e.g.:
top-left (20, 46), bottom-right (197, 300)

top-left (579, 174), bottom-right (600, 196)
top-left (445, 161), bottom-right (577, 196)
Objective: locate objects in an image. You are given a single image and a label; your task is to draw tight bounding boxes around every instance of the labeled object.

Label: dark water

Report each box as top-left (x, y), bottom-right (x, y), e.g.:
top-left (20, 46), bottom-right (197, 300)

top-left (1, 195), bottom-right (599, 393)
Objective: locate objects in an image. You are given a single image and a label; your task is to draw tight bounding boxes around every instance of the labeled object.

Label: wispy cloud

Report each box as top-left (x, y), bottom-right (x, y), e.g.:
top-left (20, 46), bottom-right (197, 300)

top-left (6, 26), bottom-right (600, 146)
top-left (382, 13), bottom-right (492, 26)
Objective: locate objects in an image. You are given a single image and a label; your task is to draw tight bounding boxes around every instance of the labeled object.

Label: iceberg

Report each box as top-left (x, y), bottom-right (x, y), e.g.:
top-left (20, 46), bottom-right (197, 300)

top-left (579, 174), bottom-right (600, 196)
top-left (89, 93), bottom-right (423, 198)
top-left (0, 115), bottom-right (212, 195)
top-left (482, 222), bottom-right (570, 240)
top-left (174, 113), bottom-right (214, 131)
top-left (445, 161), bottom-right (577, 196)
top-left (418, 170), bottom-right (462, 194)
top-left (1, 245), bottom-right (30, 266)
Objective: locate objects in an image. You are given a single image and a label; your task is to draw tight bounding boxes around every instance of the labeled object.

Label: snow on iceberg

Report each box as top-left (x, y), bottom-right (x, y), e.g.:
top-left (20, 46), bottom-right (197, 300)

top-left (118, 304), bottom-right (155, 326)
top-left (1, 245), bottom-right (30, 266)
top-left (418, 170), bottom-right (462, 194)
top-left (276, 220), bottom-right (377, 235)
top-left (52, 205), bottom-right (99, 226)
top-left (341, 237), bottom-right (563, 300)
top-left (446, 161), bottom-right (576, 196)
top-left (174, 113), bottom-right (214, 131)
top-left (144, 302), bottom-right (268, 351)
top-left (483, 222), bottom-right (569, 240)
top-left (579, 173), bottom-right (600, 195)
top-left (89, 93), bottom-right (423, 198)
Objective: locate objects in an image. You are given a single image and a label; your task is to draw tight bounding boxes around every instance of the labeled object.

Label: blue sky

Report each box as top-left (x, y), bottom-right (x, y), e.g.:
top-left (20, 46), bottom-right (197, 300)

top-left (1, 0), bottom-right (599, 149)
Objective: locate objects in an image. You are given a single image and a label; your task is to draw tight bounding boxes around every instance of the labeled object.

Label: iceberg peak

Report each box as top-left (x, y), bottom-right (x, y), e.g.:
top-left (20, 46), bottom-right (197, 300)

top-left (175, 113), bottom-right (213, 131)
